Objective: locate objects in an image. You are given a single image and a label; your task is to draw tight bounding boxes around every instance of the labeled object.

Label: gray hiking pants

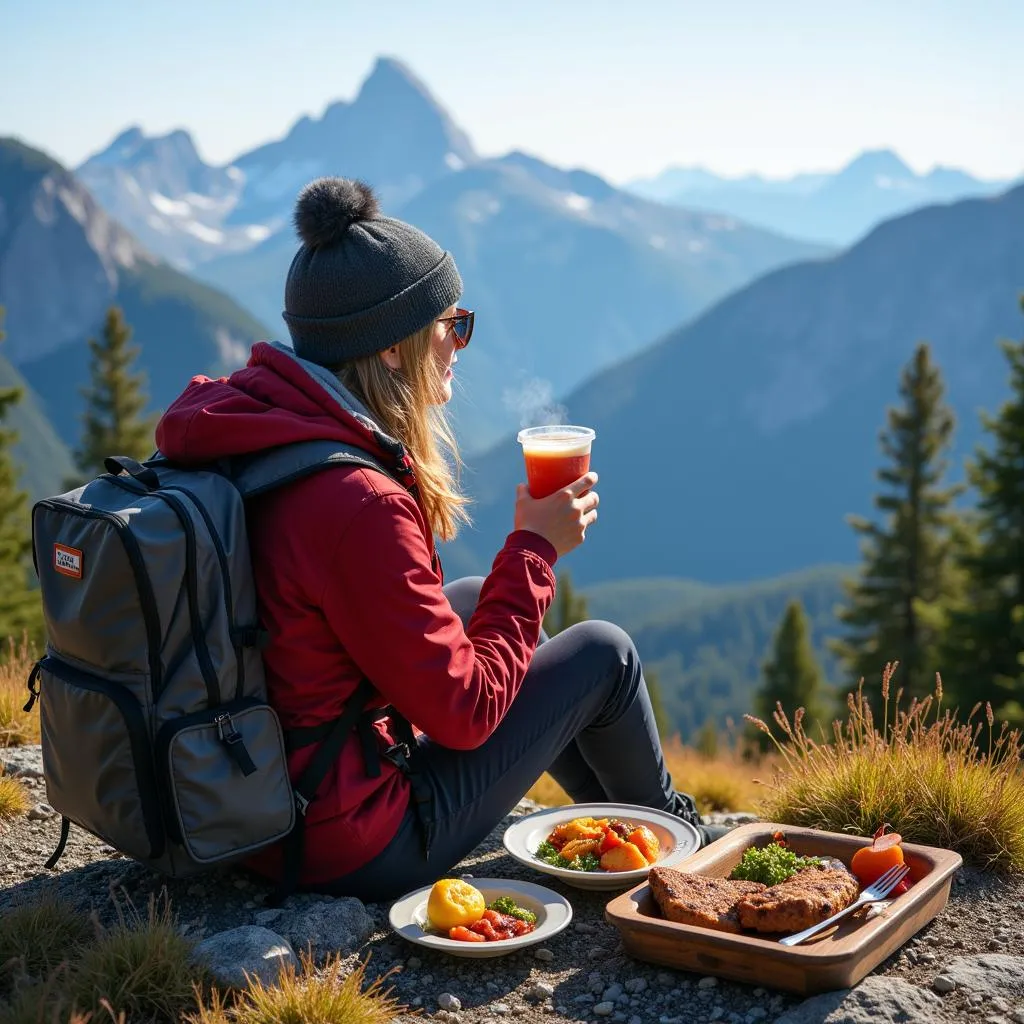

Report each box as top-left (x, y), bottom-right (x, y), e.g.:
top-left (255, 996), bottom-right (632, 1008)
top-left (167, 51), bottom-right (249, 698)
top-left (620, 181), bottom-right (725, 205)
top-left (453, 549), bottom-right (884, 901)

top-left (316, 576), bottom-right (701, 902)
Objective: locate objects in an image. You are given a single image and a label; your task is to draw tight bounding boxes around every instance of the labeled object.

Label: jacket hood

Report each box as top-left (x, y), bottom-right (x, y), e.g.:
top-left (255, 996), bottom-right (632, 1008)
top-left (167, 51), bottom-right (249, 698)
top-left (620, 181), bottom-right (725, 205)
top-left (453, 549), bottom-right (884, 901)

top-left (155, 341), bottom-right (412, 476)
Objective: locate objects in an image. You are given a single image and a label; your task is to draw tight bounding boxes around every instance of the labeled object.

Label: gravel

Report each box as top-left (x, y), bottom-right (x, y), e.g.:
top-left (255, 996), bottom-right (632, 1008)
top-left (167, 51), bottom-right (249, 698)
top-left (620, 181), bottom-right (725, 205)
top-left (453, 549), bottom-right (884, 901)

top-left (3, 745), bottom-right (1023, 1023)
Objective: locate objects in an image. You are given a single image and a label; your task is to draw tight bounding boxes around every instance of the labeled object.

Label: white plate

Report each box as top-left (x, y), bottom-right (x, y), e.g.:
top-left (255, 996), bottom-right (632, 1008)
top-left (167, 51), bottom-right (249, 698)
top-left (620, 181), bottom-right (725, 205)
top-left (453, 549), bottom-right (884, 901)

top-left (388, 877), bottom-right (573, 958)
top-left (503, 802), bottom-right (702, 890)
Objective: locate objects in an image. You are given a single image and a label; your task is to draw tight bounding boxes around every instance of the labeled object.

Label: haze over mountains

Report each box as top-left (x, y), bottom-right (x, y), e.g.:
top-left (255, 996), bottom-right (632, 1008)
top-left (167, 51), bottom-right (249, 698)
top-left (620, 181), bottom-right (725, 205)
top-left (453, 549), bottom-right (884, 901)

top-left (449, 183), bottom-right (1024, 586)
top-left (76, 58), bottom-right (827, 450)
top-left (628, 149), bottom-right (1018, 247)
top-left (0, 136), bottom-right (268, 489)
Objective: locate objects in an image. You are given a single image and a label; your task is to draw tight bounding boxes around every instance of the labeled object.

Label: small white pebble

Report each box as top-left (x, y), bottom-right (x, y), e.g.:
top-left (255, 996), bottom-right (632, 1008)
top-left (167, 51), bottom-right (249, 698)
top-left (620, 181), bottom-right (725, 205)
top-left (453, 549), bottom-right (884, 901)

top-left (698, 976), bottom-right (718, 989)
top-left (534, 947), bottom-right (554, 962)
top-left (530, 982), bottom-right (554, 1000)
top-left (491, 1004), bottom-right (510, 1015)
top-left (933, 976), bottom-right (956, 994)
top-left (438, 993), bottom-right (461, 1012)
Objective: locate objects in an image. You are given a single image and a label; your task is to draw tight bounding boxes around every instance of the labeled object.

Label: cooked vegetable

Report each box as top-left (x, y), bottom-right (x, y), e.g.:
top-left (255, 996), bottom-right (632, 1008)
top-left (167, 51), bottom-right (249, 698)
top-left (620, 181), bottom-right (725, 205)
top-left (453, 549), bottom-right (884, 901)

top-left (850, 823), bottom-right (906, 885)
top-left (626, 825), bottom-right (660, 863)
top-left (536, 816), bottom-right (662, 872)
top-left (561, 837), bottom-right (601, 861)
top-left (548, 817), bottom-right (606, 848)
top-left (488, 896), bottom-right (538, 924)
top-left (570, 851), bottom-right (602, 871)
top-left (729, 843), bottom-right (825, 886)
top-left (426, 878), bottom-right (486, 930)
top-left (600, 841), bottom-right (648, 872)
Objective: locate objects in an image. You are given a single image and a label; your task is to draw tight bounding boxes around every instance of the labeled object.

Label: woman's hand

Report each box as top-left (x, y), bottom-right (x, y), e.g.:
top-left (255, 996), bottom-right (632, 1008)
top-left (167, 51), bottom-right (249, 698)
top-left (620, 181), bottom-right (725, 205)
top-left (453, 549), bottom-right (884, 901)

top-left (513, 473), bottom-right (600, 557)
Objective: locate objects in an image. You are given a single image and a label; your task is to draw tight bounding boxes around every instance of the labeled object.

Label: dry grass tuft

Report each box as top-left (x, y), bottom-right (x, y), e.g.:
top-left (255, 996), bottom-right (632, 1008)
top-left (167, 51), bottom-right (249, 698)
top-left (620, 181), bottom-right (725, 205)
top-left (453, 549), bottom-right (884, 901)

top-left (67, 891), bottom-right (199, 1024)
top-left (0, 973), bottom-right (75, 1024)
top-left (526, 738), bottom-right (765, 814)
top-left (0, 895), bottom-right (92, 996)
top-left (0, 636), bottom-right (40, 747)
top-left (185, 954), bottom-right (406, 1024)
top-left (0, 892), bottom-right (406, 1024)
top-left (0, 771), bottom-right (29, 821)
top-left (749, 662), bottom-right (1024, 871)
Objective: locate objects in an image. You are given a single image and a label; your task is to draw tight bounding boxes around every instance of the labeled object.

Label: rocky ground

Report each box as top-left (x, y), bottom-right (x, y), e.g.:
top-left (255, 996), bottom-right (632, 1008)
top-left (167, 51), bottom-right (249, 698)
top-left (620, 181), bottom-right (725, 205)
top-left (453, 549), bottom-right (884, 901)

top-left (2, 743), bottom-right (1023, 1024)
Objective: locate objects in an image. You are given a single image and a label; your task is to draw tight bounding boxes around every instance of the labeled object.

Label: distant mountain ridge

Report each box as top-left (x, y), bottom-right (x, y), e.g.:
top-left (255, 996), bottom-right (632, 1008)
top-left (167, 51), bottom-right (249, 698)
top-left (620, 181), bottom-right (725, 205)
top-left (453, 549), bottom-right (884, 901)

top-left (76, 57), bottom-right (476, 272)
top-left (71, 56), bottom-right (829, 451)
top-left (447, 183), bottom-right (1024, 585)
top-left (0, 136), bottom-right (270, 485)
top-left (628, 149), bottom-right (1018, 246)
top-left (584, 565), bottom-right (850, 738)
top-left (77, 126), bottom-right (263, 270)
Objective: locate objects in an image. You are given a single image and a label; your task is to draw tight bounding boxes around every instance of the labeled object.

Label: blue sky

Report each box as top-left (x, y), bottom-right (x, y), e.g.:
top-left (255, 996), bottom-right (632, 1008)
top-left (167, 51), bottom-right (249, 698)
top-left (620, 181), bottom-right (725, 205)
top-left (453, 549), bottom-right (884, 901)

top-left (2, 0), bottom-right (1019, 183)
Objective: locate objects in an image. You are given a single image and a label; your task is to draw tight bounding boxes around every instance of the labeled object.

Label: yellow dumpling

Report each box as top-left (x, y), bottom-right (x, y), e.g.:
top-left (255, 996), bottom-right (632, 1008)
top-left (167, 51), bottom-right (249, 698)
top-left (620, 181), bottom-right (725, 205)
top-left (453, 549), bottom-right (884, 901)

top-left (426, 878), bottom-right (486, 931)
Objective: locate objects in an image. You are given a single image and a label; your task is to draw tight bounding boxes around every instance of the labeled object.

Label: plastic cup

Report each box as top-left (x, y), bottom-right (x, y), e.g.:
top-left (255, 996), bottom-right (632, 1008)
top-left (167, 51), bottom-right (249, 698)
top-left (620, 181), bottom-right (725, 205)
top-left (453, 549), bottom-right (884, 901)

top-left (517, 425), bottom-right (596, 498)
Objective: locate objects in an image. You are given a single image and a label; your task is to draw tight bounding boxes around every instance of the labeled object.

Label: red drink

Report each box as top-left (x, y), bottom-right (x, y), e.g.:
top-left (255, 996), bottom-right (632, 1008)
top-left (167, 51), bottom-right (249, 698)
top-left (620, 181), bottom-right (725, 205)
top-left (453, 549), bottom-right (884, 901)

top-left (517, 426), bottom-right (596, 499)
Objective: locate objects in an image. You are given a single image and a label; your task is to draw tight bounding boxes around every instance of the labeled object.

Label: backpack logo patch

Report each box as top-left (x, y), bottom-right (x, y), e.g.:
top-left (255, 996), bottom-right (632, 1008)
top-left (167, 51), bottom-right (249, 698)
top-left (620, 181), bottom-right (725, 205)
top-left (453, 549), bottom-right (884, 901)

top-left (54, 543), bottom-right (83, 579)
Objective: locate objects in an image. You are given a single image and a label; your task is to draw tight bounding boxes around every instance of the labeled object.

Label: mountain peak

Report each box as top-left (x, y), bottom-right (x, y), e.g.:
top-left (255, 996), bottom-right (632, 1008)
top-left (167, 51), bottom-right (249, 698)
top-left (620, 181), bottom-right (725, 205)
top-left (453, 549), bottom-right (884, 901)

top-left (111, 125), bottom-right (145, 150)
top-left (355, 55), bottom-right (441, 112)
top-left (841, 148), bottom-right (913, 180)
top-left (80, 125), bottom-right (203, 172)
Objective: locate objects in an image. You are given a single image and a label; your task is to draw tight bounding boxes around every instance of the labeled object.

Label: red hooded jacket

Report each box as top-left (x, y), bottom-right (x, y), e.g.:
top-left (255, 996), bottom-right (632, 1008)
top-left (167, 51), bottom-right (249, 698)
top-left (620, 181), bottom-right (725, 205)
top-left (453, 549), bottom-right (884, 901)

top-left (155, 342), bottom-right (557, 885)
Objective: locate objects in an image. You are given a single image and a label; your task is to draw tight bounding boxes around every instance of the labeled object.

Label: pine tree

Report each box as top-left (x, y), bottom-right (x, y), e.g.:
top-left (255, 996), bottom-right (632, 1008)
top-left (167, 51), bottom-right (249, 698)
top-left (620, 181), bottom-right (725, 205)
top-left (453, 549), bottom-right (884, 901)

top-left (543, 570), bottom-right (589, 636)
top-left (543, 572), bottom-right (673, 736)
top-left (752, 599), bottom-right (826, 749)
top-left (0, 307), bottom-right (42, 645)
top-left (943, 300), bottom-right (1024, 724)
top-left (69, 306), bottom-right (157, 487)
top-left (694, 718), bottom-right (719, 758)
top-left (645, 666), bottom-right (673, 740)
top-left (830, 343), bottom-right (963, 709)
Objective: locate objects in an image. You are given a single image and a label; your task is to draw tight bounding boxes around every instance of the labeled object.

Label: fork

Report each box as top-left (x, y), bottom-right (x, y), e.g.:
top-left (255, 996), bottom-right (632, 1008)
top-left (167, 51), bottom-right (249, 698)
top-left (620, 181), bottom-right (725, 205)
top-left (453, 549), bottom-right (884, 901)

top-left (778, 863), bottom-right (911, 947)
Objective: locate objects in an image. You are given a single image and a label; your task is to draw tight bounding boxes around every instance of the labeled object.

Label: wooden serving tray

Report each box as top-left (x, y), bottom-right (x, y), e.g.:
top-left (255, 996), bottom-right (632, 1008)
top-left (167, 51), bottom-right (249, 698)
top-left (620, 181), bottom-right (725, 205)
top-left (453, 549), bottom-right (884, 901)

top-left (604, 822), bottom-right (962, 995)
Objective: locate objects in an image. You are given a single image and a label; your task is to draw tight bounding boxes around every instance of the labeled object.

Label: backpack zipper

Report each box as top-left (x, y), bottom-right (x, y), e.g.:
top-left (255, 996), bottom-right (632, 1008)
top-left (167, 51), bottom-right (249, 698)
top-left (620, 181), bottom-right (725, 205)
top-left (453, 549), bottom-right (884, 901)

top-left (149, 490), bottom-right (221, 707)
top-left (40, 655), bottom-right (167, 859)
top-left (161, 485), bottom-right (244, 700)
top-left (105, 478), bottom-right (222, 705)
top-left (36, 500), bottom-right (163, 698)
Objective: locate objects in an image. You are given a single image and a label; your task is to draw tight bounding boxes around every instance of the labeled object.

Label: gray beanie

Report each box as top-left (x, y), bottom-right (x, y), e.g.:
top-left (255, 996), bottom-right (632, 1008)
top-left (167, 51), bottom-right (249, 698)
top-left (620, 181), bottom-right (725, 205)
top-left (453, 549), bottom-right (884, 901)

top-left (282, 177), bottom-right (463, 366)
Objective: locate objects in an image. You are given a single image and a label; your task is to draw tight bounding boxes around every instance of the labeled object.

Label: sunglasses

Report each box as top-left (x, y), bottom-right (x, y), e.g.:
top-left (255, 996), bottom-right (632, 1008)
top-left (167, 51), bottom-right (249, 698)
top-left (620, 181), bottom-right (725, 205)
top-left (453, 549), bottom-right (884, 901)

top-left (437, 308), bottom-right (474, 349)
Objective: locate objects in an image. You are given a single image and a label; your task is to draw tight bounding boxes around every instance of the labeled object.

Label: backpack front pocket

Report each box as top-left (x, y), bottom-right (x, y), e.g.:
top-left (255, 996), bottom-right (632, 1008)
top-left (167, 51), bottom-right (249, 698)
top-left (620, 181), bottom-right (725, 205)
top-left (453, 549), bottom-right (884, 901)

top-left (37, 656), bottom-right (166, 861)
top-left (156, 699), bottom-right (295, 865)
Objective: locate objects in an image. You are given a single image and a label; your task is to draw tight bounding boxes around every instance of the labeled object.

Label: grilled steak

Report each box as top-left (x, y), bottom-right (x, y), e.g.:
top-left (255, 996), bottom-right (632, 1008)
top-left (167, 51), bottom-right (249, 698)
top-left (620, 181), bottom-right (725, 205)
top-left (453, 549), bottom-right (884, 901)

top-left (648, 867), bottom-right (767, 933)
top-left (736, 866), bottom-right (860, 933)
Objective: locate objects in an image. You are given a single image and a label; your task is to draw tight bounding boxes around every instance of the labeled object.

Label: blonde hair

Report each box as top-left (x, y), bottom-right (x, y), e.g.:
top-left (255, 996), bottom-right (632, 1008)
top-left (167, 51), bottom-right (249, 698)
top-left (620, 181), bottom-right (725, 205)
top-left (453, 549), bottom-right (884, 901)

top-left (335, 323), bottom-right (471, 541)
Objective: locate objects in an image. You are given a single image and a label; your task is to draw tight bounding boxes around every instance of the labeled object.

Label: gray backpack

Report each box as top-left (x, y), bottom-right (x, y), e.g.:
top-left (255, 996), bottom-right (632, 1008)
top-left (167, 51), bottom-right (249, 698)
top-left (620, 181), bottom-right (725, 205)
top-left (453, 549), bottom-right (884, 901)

top-left (24, 439), bottom-right (411, 901)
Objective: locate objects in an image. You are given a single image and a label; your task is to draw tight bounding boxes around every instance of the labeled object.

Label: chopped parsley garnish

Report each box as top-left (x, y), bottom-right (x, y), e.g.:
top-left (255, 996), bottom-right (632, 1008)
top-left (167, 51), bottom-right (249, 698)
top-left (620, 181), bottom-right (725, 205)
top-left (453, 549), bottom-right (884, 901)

top-left (534, 839), bottom-right (601, 872)
top-left (488, 896), bottom-right (538, 924)
top-left (729, 843), bottom-right (824, 886)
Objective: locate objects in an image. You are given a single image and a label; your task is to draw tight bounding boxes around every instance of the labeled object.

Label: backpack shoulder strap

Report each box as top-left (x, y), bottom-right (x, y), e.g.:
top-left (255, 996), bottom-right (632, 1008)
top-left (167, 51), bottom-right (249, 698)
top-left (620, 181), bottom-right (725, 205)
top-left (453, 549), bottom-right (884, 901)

top-left (146, 439), bottom-right (396, 500)
top-left (232, 439), bottom-right (397, 498)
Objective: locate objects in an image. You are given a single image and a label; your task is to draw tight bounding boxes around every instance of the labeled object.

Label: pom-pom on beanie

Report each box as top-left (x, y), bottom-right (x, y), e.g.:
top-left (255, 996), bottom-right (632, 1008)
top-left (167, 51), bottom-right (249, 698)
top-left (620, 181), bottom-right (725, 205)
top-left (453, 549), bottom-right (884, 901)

top-left (282, 177), bottom-right (463, 366)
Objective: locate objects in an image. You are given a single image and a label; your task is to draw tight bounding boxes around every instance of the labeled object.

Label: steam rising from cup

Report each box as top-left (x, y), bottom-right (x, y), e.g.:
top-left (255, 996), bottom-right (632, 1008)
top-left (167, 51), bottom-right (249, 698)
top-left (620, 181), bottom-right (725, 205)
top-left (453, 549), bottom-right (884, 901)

top-left (503, 377), bottom-right (568, 429)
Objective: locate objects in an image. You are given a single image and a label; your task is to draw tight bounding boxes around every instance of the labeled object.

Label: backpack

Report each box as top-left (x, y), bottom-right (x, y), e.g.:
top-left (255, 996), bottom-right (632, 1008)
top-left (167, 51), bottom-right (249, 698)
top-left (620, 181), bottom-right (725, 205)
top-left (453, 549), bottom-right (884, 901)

top-left (23, 439), bottom-right (419, 903)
